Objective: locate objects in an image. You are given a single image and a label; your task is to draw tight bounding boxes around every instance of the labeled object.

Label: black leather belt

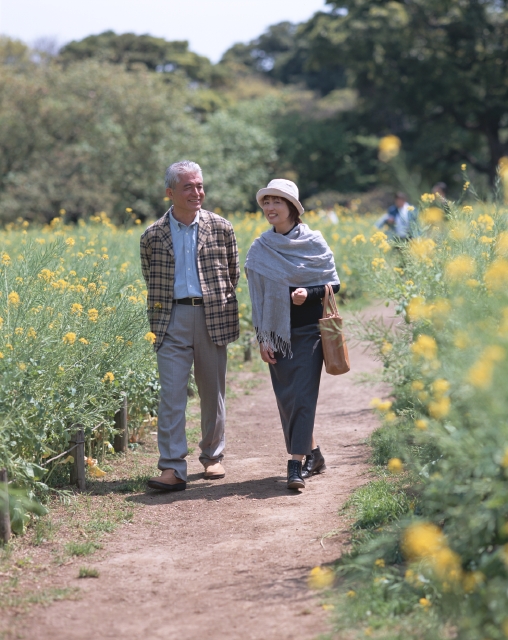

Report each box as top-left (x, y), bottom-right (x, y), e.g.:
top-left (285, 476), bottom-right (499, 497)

top-left (173, 297), bottom-right (203, 306)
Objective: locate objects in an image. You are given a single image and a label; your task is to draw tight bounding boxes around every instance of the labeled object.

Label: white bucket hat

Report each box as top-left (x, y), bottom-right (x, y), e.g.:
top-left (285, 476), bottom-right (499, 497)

top-left (256, 179), bottom-right (304, 216)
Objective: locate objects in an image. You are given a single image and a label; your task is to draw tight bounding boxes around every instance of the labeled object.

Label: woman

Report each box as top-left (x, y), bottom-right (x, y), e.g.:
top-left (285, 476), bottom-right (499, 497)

top-left (245, 179), bottom-right (340, 490)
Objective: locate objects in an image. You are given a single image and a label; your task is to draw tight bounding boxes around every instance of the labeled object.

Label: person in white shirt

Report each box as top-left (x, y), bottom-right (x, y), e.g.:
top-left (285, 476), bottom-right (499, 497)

top-left (375, 192), bottom-right (416, 240)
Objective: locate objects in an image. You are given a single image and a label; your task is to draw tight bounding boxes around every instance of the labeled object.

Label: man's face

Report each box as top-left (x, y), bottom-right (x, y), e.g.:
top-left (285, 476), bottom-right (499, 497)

top-left (395, 197), bottom-right (406, 209)
top-left (166, 172), bottom-right (205, 214)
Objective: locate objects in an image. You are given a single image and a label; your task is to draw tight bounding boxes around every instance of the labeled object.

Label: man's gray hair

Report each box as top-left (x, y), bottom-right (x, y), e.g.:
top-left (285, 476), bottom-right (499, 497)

top-left (165, 160), bottom-right (203, 189)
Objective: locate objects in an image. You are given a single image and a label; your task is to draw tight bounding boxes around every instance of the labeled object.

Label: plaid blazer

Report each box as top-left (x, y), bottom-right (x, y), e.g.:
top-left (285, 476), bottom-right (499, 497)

top-left (140, 209), bottom-right (240, 350)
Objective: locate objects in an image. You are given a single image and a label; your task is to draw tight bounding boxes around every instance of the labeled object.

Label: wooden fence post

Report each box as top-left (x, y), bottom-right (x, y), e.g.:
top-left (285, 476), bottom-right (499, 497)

top-left (0, 469), bottom-right (10, 544)
top-left (69, 427), bottom-right (86, 491)
top-left (113, 395), bottom-right (128, 453)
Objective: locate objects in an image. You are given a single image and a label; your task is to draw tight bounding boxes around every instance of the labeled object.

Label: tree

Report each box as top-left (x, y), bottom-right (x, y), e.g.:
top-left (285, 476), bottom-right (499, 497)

top-left (221, 21), bottom-right (346, 93)
top-left (59, 31), bottom-right (227, 86)
top-left (302, 0), bottom-right (508, 184)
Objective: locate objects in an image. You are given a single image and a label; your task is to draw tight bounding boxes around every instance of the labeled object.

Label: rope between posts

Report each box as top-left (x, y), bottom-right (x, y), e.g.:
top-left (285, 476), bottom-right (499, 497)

top-left (41, 439), bottom-right (85, 467)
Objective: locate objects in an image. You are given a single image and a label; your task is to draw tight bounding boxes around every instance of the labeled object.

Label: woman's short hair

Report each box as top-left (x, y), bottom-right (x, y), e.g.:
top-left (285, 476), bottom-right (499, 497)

top-left (283, 197), bottom-right (302, 225)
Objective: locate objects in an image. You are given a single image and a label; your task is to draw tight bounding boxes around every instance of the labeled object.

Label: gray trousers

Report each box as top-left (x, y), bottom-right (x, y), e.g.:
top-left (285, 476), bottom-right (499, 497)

top-left (156, 304), bottom-right (227, 481)
top-left (269, 323), bottom-right (323, 455)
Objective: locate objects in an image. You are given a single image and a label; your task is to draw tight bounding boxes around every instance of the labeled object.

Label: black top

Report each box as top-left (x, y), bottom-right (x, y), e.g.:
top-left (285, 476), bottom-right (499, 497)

top-left (289, 284), bottom-right (340, 328)
top-left (276, 224), bottom-right (340, 329)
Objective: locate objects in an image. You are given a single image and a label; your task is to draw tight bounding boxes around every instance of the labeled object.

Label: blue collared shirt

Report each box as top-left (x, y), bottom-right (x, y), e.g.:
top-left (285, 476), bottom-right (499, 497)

top-left (169, 208), bottom-right (203, 299)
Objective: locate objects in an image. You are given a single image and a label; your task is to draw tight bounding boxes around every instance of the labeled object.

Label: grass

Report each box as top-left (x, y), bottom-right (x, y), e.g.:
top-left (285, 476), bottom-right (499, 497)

top-left (78, 566), bottom-right (99, 578)
top-left (65, 541), bottom-right (102, 557)
top-left (344, 476), bottom-right (414, 530)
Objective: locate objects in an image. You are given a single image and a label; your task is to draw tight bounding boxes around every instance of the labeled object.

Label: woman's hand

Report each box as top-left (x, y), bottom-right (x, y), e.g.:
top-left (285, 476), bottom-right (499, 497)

top-left (260, 345), bottom-right (277, 364)
top-left (291, 287), bottom-right (308, 306)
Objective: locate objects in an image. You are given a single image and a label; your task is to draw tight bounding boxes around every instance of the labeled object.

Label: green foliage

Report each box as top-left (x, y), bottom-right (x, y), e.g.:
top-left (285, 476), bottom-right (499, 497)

top-left (345, 477), bottom-right (414, 529)
top-left (339, 190), bottom-right (508, 637)
top-left (59, 31), bottom-right (224, 85)
top-left (303, 0), bottom-right (508, 186)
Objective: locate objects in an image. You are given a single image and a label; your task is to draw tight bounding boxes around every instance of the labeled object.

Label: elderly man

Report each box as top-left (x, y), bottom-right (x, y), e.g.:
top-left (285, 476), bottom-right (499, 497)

top-left (140, 160), bottom-right (240, 492)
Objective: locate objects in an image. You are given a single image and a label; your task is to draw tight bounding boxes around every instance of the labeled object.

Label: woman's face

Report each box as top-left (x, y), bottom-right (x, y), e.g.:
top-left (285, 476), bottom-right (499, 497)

top-left (262, 196), bottom-right (291, 227)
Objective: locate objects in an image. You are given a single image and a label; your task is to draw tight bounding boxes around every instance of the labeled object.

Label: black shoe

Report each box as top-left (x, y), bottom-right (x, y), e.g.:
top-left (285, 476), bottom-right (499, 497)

top-left (301, 446), bottom-right (327, 479)
top-left (287, 460), bottom-right (305, 490)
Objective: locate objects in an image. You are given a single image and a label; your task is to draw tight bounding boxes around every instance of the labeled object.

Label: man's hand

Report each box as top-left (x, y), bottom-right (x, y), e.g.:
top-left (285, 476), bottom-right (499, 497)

top-left (291, 288), bottom-right (308, 305)
top-left (260, 345), bottom-right (277, 364)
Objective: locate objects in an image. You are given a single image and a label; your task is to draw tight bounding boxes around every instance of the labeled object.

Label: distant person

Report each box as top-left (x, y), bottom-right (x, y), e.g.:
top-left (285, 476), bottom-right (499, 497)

top-left (432, 182), bottom-right (447, 200)
top-left (245, 179), bottom-right (340, 490)
top-left (140, 160), bottom-right (240, 492)
top-left (375, 191), bottom-right (416, 240)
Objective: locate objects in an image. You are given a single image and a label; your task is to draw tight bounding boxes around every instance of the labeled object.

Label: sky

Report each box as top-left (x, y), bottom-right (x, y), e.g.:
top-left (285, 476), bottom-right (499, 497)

top-left (0, 0), bottom-right (329, 62)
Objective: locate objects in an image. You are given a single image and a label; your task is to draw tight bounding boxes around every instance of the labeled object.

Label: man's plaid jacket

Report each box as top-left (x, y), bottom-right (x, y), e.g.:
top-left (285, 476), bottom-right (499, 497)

top-left (140, 208), bottom-right (240, 351)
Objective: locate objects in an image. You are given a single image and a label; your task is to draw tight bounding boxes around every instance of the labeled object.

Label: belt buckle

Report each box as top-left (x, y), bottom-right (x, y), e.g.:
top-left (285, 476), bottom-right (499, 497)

top-left (191, 297), bottom-right (199, 306)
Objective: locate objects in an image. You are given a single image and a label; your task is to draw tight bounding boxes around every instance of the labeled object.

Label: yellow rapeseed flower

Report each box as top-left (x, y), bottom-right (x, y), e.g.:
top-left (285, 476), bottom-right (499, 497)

top-left (378, 135), bottom-right (401, 162)
top-left (407, 297), bottom-right (431, 322)
top-left (38, 268), bottom-right (54, 282)
top-left (420, 193), bottom-right (436, 203)
top-left (409, 238), bottom-right (436, 264)
top-left (462, 205), bottom-right (472, 214)
top-left (8, 291), bottom-right (20, 306)
top-left (144, 332), bottom-right (156, 344)
top-left (346, 590), bottom-right (356, 598)
top-left (88, 308), bottom-right (99, 322)
top-left (14, 327), bottom-right (23, 335)
top-left (420, 207), bottom-right (444, 226)
top-left (478, 214), bottom-right (494, 231)
top-left (370, 398), bottom-right (392, 412)
top-left (388, 458), bottom-right (404, 474)
top-left (419, 597), bottom-right (432, 609)
top-left (445, 255), bottom-right (476, 281)
top-left (351, 234), bottom-right (366, 245)
top-left (415, 419), bottom-right (428, 430)
top-left (102, 372), bottom-right (115, 383)
top-left (79, 337), bottom-right (89, 345)
top-left (71, 303), bottom-right (83, 315)
top-left (462, 571), bottom-right (485, 594)
top-left (1, 252), bottom-right (11, 266)
top-left (467, 346), bottom-right (505, 389)
top-left (449, 222), bottom-right (468, 241)
top-left (0, 353), bottom-right (4, 359)
top-left (66, 237), bottom-right (75, 246)
top-left (307, 566), bottom-right (335, 590)
top-left (18, 362), bottom-right (27, 371)
top-left (374, 558), bottom-right (385, 567)
top-left (371, 257), bottom-right (386, 270)
top-left (63, 332), bottom-right (77, 345)
top-left (411, 335), bottom-right (437, 360)
top-left (381, 341), bottom-right (392, 355)
top-left (485, 258), bottom-right (508, 291)
top-left (428, 396), bottom-right (450, 419)
top-left (402, 522), bottom-right (445, 561)
top-left (432, 379), bottom-right (450, 397)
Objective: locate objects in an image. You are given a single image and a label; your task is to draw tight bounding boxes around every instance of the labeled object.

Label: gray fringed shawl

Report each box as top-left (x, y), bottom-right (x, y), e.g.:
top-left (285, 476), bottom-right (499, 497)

top-left (245, 224), bottom-right (339, 357)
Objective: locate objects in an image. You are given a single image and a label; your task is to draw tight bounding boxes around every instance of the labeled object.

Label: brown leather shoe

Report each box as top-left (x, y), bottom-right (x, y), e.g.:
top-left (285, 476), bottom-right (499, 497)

top-left (147, 469), bottom-right (186, 492)
top-left (203, 461), bottom-right (225, 479)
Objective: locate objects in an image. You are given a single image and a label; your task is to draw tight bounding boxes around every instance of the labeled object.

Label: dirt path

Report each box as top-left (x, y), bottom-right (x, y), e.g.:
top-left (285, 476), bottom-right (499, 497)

top-left (13, 306), bottom-right (389, 640)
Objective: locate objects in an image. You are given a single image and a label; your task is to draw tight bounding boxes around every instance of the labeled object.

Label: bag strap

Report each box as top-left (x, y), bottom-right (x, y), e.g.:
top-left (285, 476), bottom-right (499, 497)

top-left (322, 283), bottom-right (340, 318)
top-left (322, 284), bottom-right (331, 319)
